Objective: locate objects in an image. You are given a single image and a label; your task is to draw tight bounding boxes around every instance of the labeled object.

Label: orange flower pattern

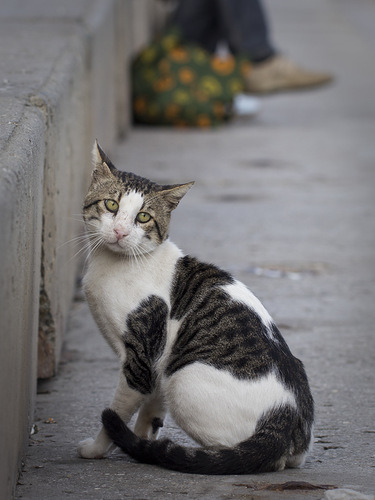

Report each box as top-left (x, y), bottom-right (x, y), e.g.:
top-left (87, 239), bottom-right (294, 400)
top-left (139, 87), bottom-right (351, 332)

top-left (211, 55), bottom-right (236, 75)
top-left (178, 67), bottom-right (195, 85)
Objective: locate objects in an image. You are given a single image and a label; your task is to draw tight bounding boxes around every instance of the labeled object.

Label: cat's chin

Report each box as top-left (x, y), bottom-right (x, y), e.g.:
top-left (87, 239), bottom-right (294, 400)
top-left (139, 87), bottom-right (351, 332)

top-left (105, 241), bottom-right (133, 255)
top-left (105, 240), bottom-right (156, 258)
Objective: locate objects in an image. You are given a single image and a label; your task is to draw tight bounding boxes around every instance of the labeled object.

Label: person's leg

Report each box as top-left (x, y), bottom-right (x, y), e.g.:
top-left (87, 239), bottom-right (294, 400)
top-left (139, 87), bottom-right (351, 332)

top-left (218, 0), bottom-right (276, 62)
top-left (170, 0), bottom-right (221, 53)
top-left (170, 0), bottom-right (333, 93)
top-left (218, 0), bottom-right (333, 93)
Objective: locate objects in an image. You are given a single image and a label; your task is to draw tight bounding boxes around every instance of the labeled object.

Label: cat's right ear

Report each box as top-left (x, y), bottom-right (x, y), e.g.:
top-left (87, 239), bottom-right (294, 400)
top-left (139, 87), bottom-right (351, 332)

top-left (92, 140), bottom-right (112, 167)
top-left (91, 140), bottom-right (115, 181)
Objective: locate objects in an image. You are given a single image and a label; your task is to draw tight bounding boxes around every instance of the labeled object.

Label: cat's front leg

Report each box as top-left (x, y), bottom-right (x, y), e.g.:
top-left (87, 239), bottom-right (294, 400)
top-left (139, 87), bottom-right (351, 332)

top-left (78, 373), bottom-right (144, 459)
top-left (78, 427), bottom-right (116, 459)
top-left (134, 392), bottom-right (166, 440)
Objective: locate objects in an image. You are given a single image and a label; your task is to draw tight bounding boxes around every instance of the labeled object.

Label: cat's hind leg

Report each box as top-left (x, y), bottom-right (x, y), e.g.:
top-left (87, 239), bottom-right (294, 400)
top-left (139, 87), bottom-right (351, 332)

top-left (78, 373), bottom-right (144, 459)
top-left (286, 452), bottom-right (307, 468)
top-left (134, 392), bottom-right (166, 440)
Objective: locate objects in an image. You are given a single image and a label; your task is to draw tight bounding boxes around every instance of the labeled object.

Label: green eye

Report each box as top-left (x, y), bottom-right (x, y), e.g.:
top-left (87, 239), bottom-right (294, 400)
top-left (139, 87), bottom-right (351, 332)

top-left (104, 199), bottom-right (119, 213)
top-left (136, 212), bottom-right (152, 223)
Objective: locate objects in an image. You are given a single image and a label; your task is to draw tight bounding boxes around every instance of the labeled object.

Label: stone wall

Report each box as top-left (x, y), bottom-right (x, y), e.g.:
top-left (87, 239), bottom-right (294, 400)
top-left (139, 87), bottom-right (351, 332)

top-left (0, 0), bottom-right (166, 496)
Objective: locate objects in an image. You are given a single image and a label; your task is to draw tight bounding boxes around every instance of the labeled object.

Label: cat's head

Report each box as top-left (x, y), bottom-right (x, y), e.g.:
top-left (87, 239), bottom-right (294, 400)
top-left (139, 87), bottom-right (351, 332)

top-left (83, 141), bottom-right (193, 257)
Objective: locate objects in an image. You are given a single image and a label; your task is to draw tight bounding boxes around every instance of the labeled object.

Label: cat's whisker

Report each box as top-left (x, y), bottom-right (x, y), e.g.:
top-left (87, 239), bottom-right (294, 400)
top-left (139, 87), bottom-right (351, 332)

top-left (60, 215), bottom-right (84, 225)
top-left (59, 235), bottom-right (97, 265)
top-left (130, 247), bottom-right (141, 271)
top-left (137, 244), bottom-right (159, 265)
top-left (136, 245), bottom-right (152, 268)
top-left (86, 235), bottom-right (104, 256)
top-left (65, 231), bottom-right (104, 265)
top-left (67, 237), bottom-right (94, 264)
top-left (129, 244), bottom-right (154, 270)
top-left (58, 233), bottom-right (90, 250)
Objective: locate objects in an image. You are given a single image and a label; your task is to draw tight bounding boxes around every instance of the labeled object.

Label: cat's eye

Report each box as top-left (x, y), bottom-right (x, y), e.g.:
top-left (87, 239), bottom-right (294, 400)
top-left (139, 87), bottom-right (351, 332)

top-left (136, 212), bottom-right (152, 223)
top-left (105, 199), bottom-right (119, 213)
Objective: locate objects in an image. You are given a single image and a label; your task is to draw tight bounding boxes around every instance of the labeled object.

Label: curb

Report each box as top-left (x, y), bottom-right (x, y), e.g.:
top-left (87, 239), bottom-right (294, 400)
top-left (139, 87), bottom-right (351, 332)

top-left (0, 1), bottom-right (164, 496)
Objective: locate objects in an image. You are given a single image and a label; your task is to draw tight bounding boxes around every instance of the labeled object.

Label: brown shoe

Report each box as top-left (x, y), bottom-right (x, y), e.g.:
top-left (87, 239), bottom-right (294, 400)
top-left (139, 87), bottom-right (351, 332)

top-left (245, 55), bottom-right (333, 94)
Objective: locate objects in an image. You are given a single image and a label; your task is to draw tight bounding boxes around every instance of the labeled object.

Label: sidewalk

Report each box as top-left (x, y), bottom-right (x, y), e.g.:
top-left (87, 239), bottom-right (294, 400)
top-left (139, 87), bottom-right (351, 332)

top-left (15, 0), bottom-right (375, 498)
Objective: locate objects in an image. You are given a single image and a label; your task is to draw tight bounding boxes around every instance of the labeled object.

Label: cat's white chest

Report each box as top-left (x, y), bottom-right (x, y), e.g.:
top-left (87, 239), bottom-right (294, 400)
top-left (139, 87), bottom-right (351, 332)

top-left (83, 241), bottom-right (182, 357)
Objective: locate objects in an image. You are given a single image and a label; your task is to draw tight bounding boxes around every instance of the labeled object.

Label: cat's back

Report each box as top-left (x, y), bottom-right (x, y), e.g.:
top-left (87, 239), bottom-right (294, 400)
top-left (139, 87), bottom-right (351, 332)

top-left (170, 255), bottom-right (272, 328)
top-left (167, 255), bottom-right (307, 383)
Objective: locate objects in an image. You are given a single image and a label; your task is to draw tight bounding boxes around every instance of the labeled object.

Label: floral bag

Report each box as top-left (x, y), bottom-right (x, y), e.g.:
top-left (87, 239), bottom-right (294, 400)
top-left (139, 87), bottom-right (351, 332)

top-left (132, 30), bottom-right (251, 127)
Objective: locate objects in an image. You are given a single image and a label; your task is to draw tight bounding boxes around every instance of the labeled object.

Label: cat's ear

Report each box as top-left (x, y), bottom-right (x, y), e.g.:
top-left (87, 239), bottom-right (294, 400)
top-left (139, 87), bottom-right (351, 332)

top-left (159, 182), bottom-right (194, 211)
top-left (91, 140), bottom-right (116, 180)
top-left (92, 140), bottom-right (112, 167)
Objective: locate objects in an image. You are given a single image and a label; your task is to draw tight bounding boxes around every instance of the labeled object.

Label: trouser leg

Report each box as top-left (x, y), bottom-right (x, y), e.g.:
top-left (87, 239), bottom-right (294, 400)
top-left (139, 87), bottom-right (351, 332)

top-left (170, 0), bottom-right (222, 53)
top-left (218, 0), bottom-right (276, 61)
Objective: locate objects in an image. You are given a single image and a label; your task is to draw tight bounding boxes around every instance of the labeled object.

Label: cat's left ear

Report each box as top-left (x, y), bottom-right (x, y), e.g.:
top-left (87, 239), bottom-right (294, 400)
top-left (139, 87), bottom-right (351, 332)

top-left (160, 182), bottom-right (194, 211)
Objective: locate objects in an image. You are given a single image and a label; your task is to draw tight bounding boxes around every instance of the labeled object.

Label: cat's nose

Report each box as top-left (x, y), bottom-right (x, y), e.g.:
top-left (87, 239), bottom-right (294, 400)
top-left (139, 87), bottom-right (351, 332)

top-left (114, 228), bottom-right (128, 240)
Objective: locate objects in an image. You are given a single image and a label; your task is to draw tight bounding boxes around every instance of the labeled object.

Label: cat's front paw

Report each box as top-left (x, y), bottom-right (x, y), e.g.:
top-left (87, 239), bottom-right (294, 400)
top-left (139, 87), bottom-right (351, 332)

top-left (78, 438), bottom-right (106, 459)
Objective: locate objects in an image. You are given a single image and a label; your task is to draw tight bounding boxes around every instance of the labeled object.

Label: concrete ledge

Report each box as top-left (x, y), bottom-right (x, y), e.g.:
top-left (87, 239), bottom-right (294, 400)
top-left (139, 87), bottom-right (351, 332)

top-left (0, 0), bottom-right (165, 496)
top-left (0, 108), bottom-right (45, 499)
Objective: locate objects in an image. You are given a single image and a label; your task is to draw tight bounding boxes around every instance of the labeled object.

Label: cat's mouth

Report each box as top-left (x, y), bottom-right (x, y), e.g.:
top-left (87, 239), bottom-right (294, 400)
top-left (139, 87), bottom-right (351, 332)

top-left (106, 239), bottom-right (129, 253)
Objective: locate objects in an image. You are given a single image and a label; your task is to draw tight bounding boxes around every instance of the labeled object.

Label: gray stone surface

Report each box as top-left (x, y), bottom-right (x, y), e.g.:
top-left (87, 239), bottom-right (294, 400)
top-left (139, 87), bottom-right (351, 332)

top-left (0, 109), bottom-right (45, 500)
top-left (13, 0), bottom-right (375, 498)
top-left (0, 1), bottom-right (164, 497)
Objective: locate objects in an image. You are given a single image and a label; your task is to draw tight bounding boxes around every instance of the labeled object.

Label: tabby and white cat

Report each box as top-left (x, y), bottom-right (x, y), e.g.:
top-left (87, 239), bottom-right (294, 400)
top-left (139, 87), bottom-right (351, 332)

top-left (78, 141), bottom-right (314, 474)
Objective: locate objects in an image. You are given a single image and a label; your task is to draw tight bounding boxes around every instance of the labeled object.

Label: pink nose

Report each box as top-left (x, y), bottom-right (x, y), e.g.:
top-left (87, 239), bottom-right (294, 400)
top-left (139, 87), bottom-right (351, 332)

top-left (114, 228), bottom-right (128, 240)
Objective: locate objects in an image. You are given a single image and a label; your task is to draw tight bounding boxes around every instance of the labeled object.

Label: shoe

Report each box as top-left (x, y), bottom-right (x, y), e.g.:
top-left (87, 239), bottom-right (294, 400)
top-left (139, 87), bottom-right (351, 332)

top-left (244, 55), bottom-right (333, 94)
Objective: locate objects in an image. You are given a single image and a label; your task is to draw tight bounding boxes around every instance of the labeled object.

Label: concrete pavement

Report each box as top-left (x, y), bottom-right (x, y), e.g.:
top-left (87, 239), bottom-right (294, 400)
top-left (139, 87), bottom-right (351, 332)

top-left (15, 0), bottom-right (375, 498)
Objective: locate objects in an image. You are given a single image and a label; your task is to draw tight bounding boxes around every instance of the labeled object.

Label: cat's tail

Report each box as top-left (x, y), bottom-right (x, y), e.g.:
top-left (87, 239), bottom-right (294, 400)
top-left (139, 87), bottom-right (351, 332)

top-left (101, 406), bottom-right (300, 475)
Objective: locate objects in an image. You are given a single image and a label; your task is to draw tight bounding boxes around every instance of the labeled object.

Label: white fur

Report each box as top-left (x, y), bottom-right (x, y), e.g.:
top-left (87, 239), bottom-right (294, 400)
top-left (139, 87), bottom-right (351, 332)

top-left (164, 362), bottom-right (296, 447)
top-left (83, 239), bottom-right (183, 359)
top-left (156, 318), bottom-right (182, 373)
top-left (133, 393), bottom-right (166, 440)
top-left (79, 372), bottom-right (144, 458)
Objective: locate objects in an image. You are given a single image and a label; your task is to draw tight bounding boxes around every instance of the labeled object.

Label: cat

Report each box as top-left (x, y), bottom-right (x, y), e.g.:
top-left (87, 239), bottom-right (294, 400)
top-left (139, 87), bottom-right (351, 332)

top-left (78, 140), bottom-right (314, 474)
